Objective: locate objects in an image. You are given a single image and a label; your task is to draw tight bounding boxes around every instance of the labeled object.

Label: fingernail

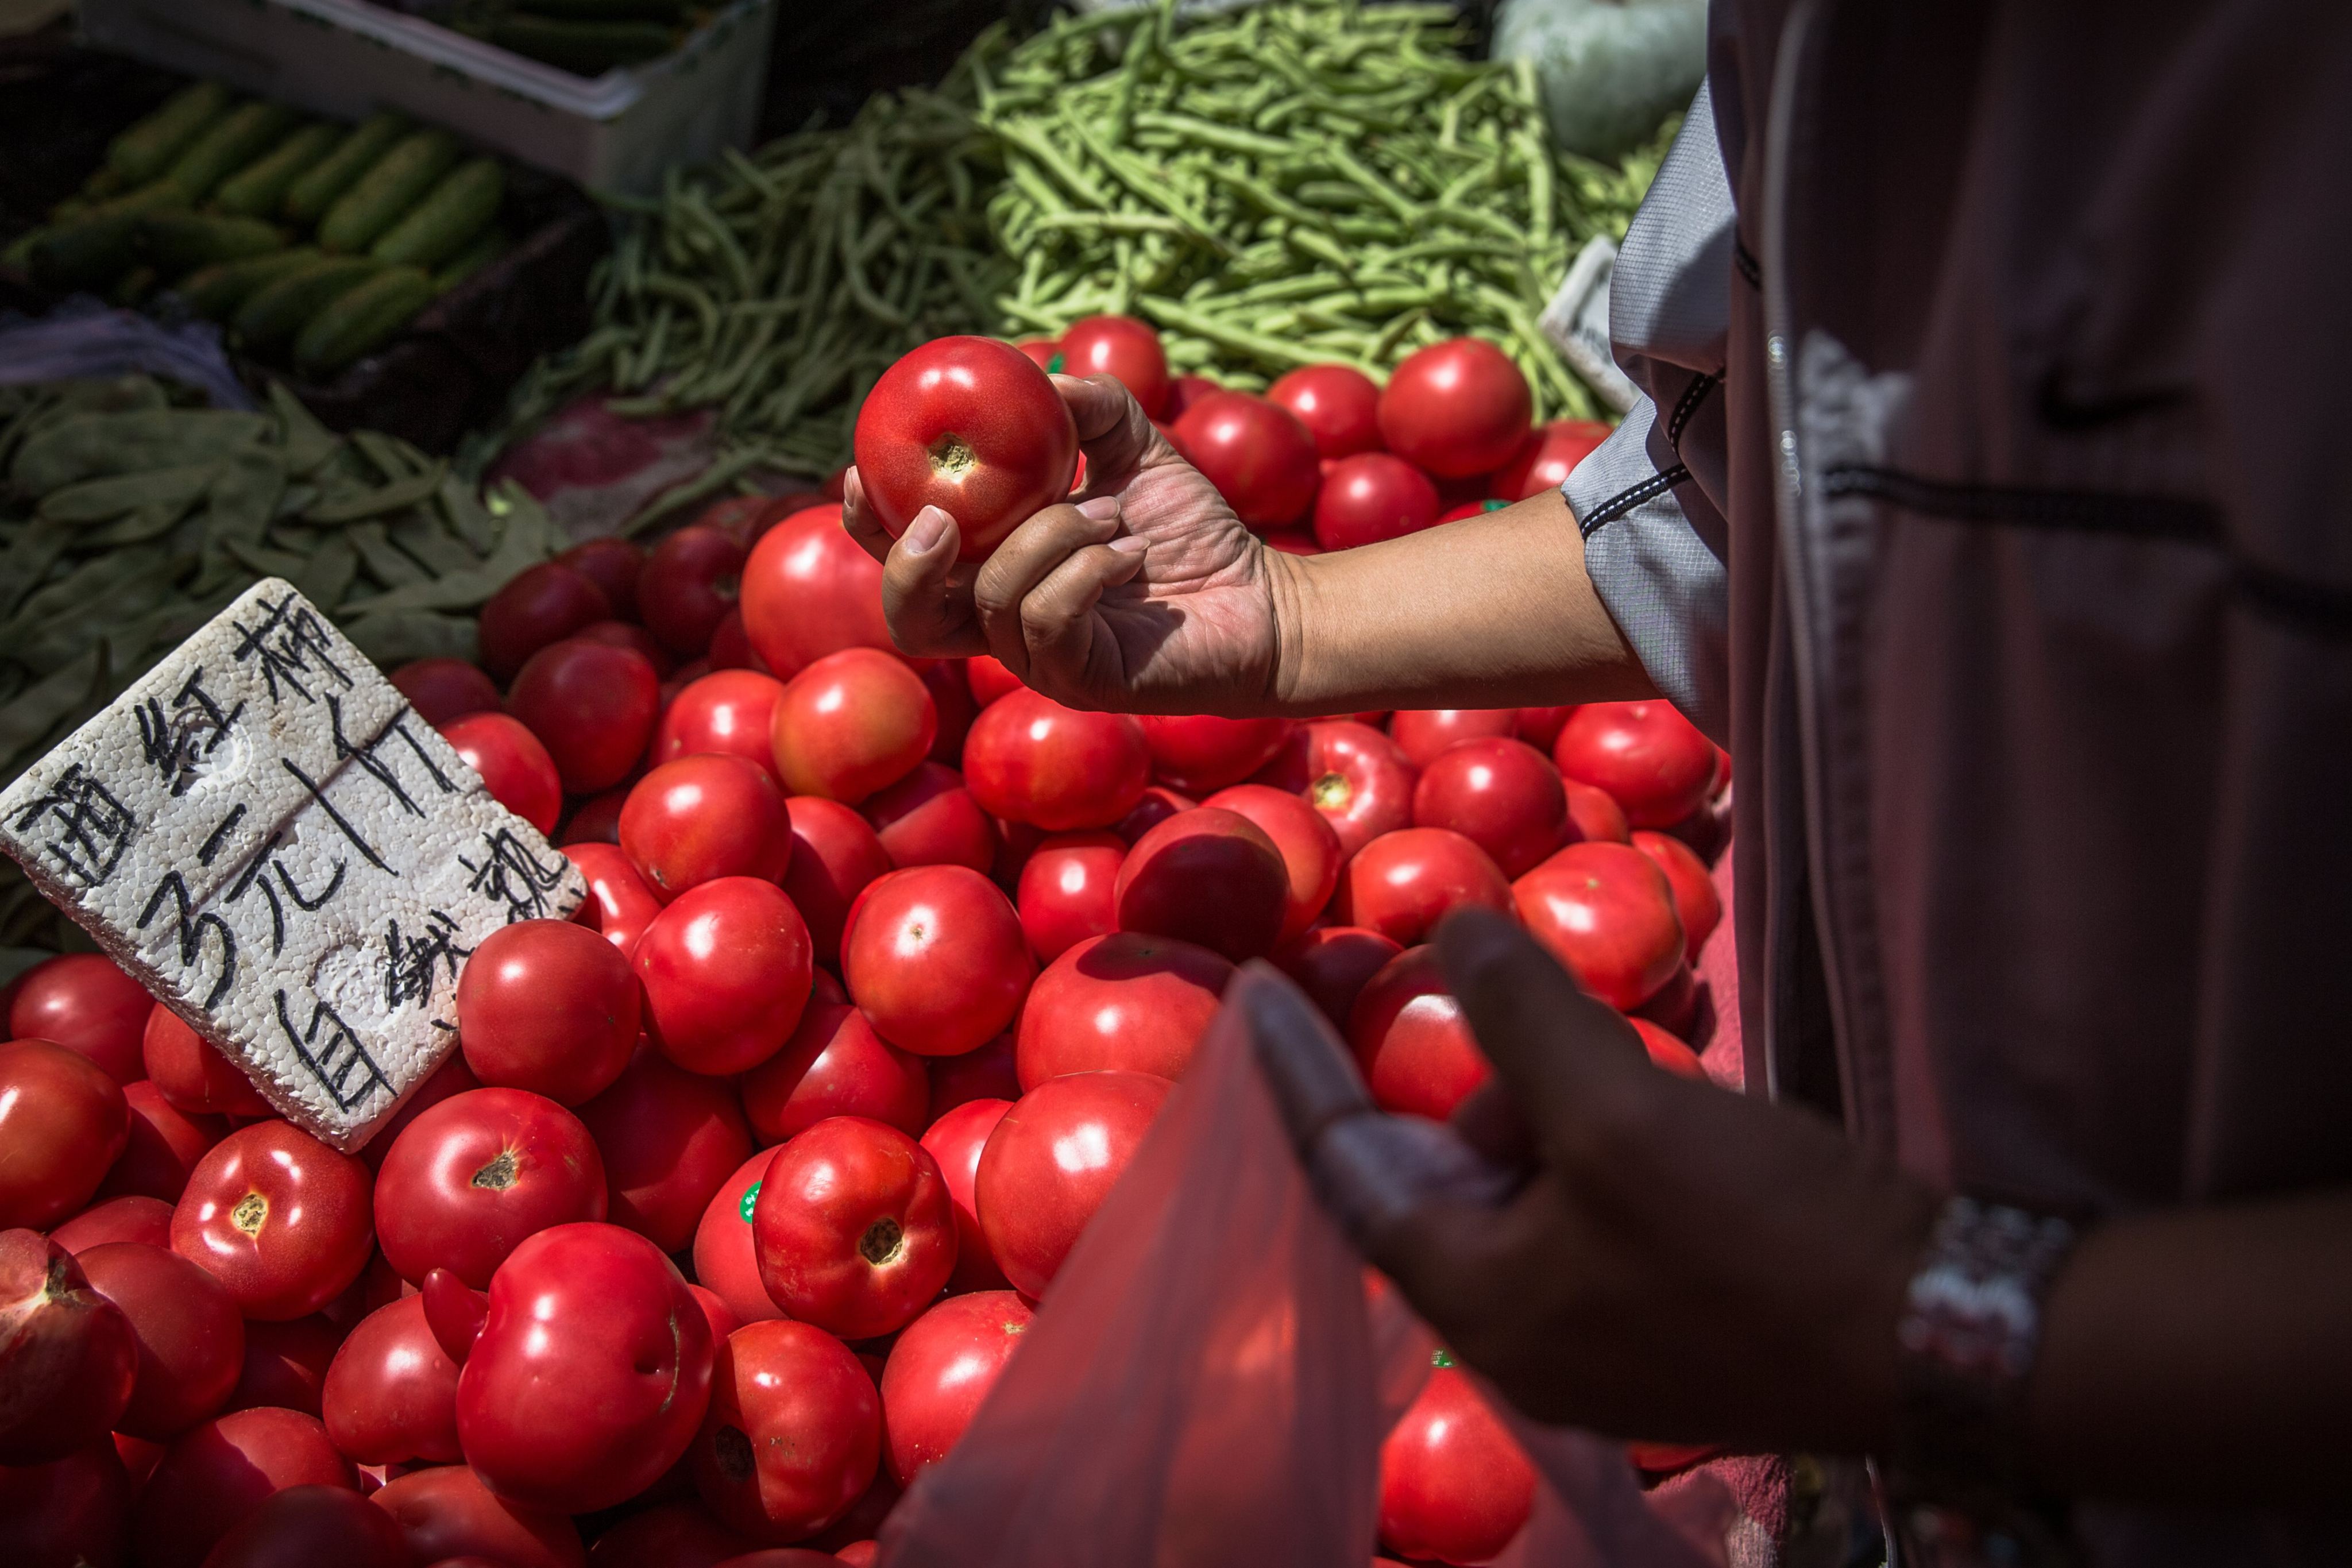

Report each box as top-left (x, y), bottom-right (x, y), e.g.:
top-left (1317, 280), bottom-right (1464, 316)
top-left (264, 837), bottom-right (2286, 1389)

top-left (1076, 495), bottom-right (1121, 523)
top-left (903, 506), bottom-right (949, 555)
top-left (1107, 534), bottom-right (1150, 554)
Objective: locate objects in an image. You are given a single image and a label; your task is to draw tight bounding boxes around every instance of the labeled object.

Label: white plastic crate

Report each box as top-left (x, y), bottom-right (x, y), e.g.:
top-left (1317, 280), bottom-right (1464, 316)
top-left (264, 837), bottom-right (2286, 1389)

top-left (78, 0), bottom-right (775, 197)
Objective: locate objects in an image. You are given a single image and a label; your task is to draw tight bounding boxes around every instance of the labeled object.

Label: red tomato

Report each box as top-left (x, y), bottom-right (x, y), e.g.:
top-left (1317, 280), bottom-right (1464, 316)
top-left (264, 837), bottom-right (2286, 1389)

top-left (693, 1151), bottom-right (786, 1329)
top-left (1631, 829), bottom-right (1721, 962)
top-left (559, 786), bottom-right (628, 847)
top-left (1011, 337), bottom-right (1059, 370)
top-left (1376, 338), bottom-right (1532, 480)
top-left (1199, 783), bottom-right (1343, 941)
top-left (223, 1313), bottom-right (338, 1418)
top-left (917, 1099), bottom-right (1012, 1294)
top-left (1014, 831), bottom-right (1126, 963)
top-left (199, 1482), bottom-right (411, 1568)
top-left (577, 1050), bottom-right (753, 1254)
top-left (370, 1463), bottom-right (584, 1568)
top-left (0, 1440), bottom-right (133, 1568)
top-left (507, 638), bottom-right (662, 796)
top-left (752, 1118), bottom-right (955, 1340)
top-left (9, 953), bottom-right (149, 1085)
top-left (739, 505), bottom-right (892, 677)
top-left (1252, 720), bottom-right (1415, 859)
top-left (654, 670), bottom-right (788, 778)
top-left (1311, 453), bottom-right (1440, 551)
top-left (879, 1291), bottom-right (1032, 1485)
top-left (96, 1080), bottom-right (221, 1204)
top-left (1112, 807), bottom-right (1289, 961)
top-left (920, 660), bottom-right (976, 768)
top-left (133, 1407), bottom-right (353, 1568)
top-left (0, 1232), bottom-right (136, 1465)
top-left (373, 1087), bottom-right (607, 1288)
top-left (144, 1004), bottom-right (269, 1117)
top-left (963, 654), bottom-right (1021, 708)
top-left (565, 842), bottom-right (665, 959)
top-left (1491, 418), bottom-right (1611, 501)
top-left (1512, 842), bottom-right (1685, 1010)
top-left (708, 608), bottom-right (770, 674)
top-left (1348, 948), bottom-right (1488, 1120)
top-left (391, 658), bottom-right (501, 729)
top-left (1164, 373), bottom-right (1221, 420)
top-left (740, 1002), bottom-right (929, 1146)
top-left (320, 1295), bottom-right (461, 1465)
top-left (926, 1034), bottom-right (1019, 1122)
top-left (1057, 315), bottom-right (1171, 417)
top-left (355, 1053), bottom-right (478, 1175)
top-left (853, 337), bottom-right (1080, 559)
top-left (781, 798), bottom-right (892, 964)
top-left (1333, 828), bottom-right (1512, 948)
top-left (862, 761), bottom-right (997, 873)
top-left (478, 563), bottom-right (611, 682)
top-left (442, 713), bottom-right (562, 836)
top-left (771, 649), bottom-right (935, 804)
top-left (458, 1222), bottom-right (714, 1513)
top-left (1513, 704), bottom-right (1577, 751)
top-left (1411, 736), bottom-right (1568, 879)
top-left (1629, 1018), bottom-right (1706, 1080)
top-left (0, 1040), bottom-right (128, 1228)
top-left (640, 527), bottom-right (748, 656)
top-left (961, 690), bottom-right (1150, 831)
top-left (1135, 713), bottom-right (1292, 794)
top-left (1267, 364), bottom-right (1382, 459)
top-left (623, 754), bottom-right (796, 899)
top-left (555, 536), bottom-right (647, 620)
top-left (1015, 932), bottom-right (1231, 1089)
top-left (1552, 701), bottom-right (1717, 829)
top-left (1111, 783), bottom-right (1194, 844)
top-left (975, 1070), bottom-right (1171, 1300)
top-left (1563, 778), bottom-right (1631, 844)
top-left (1273, 926), bottom-right (1404, 1031)
top-left (1388, 708), bottom-right (1519, 767)
top-left (1377, 1360), bottom-right (1535, 1565)
top-left (172, 1123), bottom-right (371, 1320)
top-left (635, 877), bottom-right (814, 1076)
top-left (78, 1240), bottom-right (239, 1442)
top-left (51, 1193), bottom-right (173, 1254)
top-left (455, 920), bottom-right (640, 1104)
top-left (1169, 391), bottom-right (1319, 528)
top-left (574, 617), bottom-right (674, 677)
top-left (691, 1319), bottom-right (880, 1543)
top-left (841, 866), bottom-right (1032, 1057)
top-left (1632, 958), bottom-right (1700, 1037)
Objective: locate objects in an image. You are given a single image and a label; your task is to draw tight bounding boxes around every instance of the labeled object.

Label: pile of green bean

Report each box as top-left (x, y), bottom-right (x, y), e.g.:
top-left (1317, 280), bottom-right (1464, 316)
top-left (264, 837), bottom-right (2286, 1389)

top-left (0, 374), bottom-right (562, 948)
top-left (981, 1), bottom-right (1663, 416)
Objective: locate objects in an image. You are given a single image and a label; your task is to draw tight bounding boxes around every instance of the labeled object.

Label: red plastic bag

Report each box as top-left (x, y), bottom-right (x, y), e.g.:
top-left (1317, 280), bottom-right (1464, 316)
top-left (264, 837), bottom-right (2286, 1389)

top-left (878, 967), bottom-right (1732, 1567)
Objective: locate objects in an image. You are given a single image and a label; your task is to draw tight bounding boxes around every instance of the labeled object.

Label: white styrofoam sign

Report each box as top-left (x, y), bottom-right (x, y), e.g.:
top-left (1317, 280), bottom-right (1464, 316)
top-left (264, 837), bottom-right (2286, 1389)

top-left (0, 578), bottom-right (585, 1149)
top-left (1539, 234), bottom-right (1641, 416)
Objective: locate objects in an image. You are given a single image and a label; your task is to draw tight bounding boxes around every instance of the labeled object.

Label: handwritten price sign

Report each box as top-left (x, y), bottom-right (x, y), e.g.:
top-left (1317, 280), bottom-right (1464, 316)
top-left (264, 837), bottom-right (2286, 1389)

top-left (0, 578), bottom-right (585, 1149)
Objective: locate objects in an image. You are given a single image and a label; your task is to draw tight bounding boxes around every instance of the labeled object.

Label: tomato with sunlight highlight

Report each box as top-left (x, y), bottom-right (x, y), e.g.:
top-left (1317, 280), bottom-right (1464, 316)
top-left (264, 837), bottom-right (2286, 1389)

top-left (853, 336), bottom-right (1080, 560)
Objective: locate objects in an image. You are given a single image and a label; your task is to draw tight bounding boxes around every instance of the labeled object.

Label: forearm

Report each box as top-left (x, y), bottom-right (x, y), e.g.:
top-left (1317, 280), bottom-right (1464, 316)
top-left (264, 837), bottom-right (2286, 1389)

top-left (1261, 488), bottom-right (1656, 716)
top-left (2018, 1189), bottom-right (2352, 1503)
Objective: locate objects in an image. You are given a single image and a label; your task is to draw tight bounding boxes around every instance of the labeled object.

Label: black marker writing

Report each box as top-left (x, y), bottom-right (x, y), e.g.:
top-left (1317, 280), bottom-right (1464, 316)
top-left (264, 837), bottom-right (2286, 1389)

top-left (136, 666), bottom-right (245, 797)
top-left (382, 909), bottom-right (472, 1011)
top-left (272, 990), bottom-right (391, 1111)
top-left (459, 829), bottom-right (570, 924)
top-left (230, 592), bottom-right (352, 706)
top-left (138, 870), bottom-right (236, 1009)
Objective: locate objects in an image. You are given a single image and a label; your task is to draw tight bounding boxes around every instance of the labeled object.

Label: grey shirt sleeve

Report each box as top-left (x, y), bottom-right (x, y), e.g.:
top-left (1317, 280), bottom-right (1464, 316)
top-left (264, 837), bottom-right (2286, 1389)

top-left (1565, 79), bottom-right (1736, 745)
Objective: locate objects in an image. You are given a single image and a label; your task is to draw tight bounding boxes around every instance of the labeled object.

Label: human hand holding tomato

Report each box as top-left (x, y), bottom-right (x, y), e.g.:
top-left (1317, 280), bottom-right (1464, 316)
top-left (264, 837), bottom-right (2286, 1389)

top-left (843, 374), bottom-right (1287, 716)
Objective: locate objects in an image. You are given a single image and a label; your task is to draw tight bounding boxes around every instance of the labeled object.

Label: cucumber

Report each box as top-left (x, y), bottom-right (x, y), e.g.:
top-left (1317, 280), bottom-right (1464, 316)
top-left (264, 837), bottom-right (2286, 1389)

top-left (283, 111), bottom-right (411, 227)
top-left (234, 255), bottom-right (384, 353)
top-left (318, 129), bottom-right (458, 254)
top-left (164, 101), bottom-right (299, 202)
top-left (489, 16), bottom-right (678, 76)
top-left (432, 225), bottom-right (508, 291)
top-left (177, 248), bottom-right (322, 319)
top-left (107, 81), bottom-right (234, 187)
top-left (136, 213), bottom-right (284, 277)
top-left (28, 183), bottom-right (191, 292)
top-left (293, 265), bottom-right (437, 376)
top-left (213, 122), bottom-right (341, 219)
top-left (369, 157), bottom-right (503, 268)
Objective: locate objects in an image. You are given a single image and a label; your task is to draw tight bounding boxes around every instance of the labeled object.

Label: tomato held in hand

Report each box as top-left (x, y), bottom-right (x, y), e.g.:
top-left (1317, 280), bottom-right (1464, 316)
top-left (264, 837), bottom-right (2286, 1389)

top-left (1376, 338), bottom-right (1533, 480)
top-left (370, 1463), bottom-right (584, 1568)
top-left (623, 753), bottom-right (796, 898)
top-left (320, 1295), bottom-right (461, 1465)
top-left (456, 919), bottom-right (641, 1104)
top-left (172, 1121), bottom-right (372, 1320)
top-left (771, 648), bottom-right (936, 805)
top-left (1552, 701), bottom-right (1717, 829)
top-left (691, 1319), bottom-right (880, 1544)
top-left (1057, 315), bottom-right (1170, 417)
top-left (693, 1151), bottom-right (787, 1328)
top-left (0, 1038), bottom-right (128, 1229)
top-left (1015, 932), bottom-right (1231, 1088)
top-left (442, 713), bottom-right (562, 836)
top-left (879, 1291), bottom-right (1033, 1485)
top-left (144, 1004), bottom-right (270, 1117)
top-left (1411, 736), bottom-right (1569, 880)
top-left (77, 1239), bottom-right (240, 1440)
top-left (842, 866), bottom-right (1032, 1057)
top-left (636, 876), bottom-right (814, 1075)
top-left (975, 1070), bottom-right (1171, 1300)
top-left (506, 638), bottom-right (662, 795)
top-left (1273, 926), bottom-right (1403, 1031)
top-left (655, 669), bottom-right (788, 778)
top-left (1135, 714), bottom-right (1293, 794)
top-left (577, 1050), bottom-right (754, 1254)
top-left (1492, 418), bottom-right (1611, 501)
top-left (1377, 1357), bottom-right (1535, 1566)
top-left (740, 1002), bottom-right (930, 1145)
top-left (1333, 827), bottom-right (1512, 948)
top-left (1252, 720), bottom-right (1415, 860)
top-left (752, 1117), bottom-right (957, 1340)
top-left (639, 526), bottom-right (747, 656)
top-left (1200, 783), bottom-right (1344, 942)
top-left (1511, 841), bottom-right (1685, 1010)
top-left (1312, 453), bottom-right (1440, 551)
top-left (373, 1087), bottom-right (607, 1288)
top-left (1267, 364), bottom-right (1382, 459)
top-left (477, 562), bottom-right (611, 682)
top-left (781, 797), bottom-right (893, 963)
top-left (1112, 807), bottom-right (1289, 962)
top-left (862, 762), bottom-right (997, 874)
top-left (458, 1222), bottom-right (714, 1514)
top-left (1632, 829), bottom-right (1721, 962)
top-left (0, 1231), bottom-right (137, 1465)
top-left (853, 337), bottom-right (1080, 560)
top-left (1348, 948), bottom-right (1489, 1121)
top-left (1170, 390), bottom-right (1320, 528)
top-left (918, 1098), bottom-right (1012, 1293)
top-left (1014, 831), bottom-right (1126, 963)
top-left (740, 505), bottom-right (893, 677)
top-left (9, 953), bottom-right (150, 1085)
top-left (961, 690), bottom-right (1150, 831)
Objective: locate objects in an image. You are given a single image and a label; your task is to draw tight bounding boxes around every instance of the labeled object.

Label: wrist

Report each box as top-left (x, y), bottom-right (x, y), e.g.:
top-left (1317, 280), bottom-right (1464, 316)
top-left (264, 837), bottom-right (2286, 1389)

top-left (1257, 541), bottom-right (1322, 713)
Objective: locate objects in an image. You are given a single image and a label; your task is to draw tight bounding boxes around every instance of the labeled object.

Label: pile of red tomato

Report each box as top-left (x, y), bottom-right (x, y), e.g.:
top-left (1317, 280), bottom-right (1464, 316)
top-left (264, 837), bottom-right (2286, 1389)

top-left (0, 320), bottom-right (1725, 1568)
